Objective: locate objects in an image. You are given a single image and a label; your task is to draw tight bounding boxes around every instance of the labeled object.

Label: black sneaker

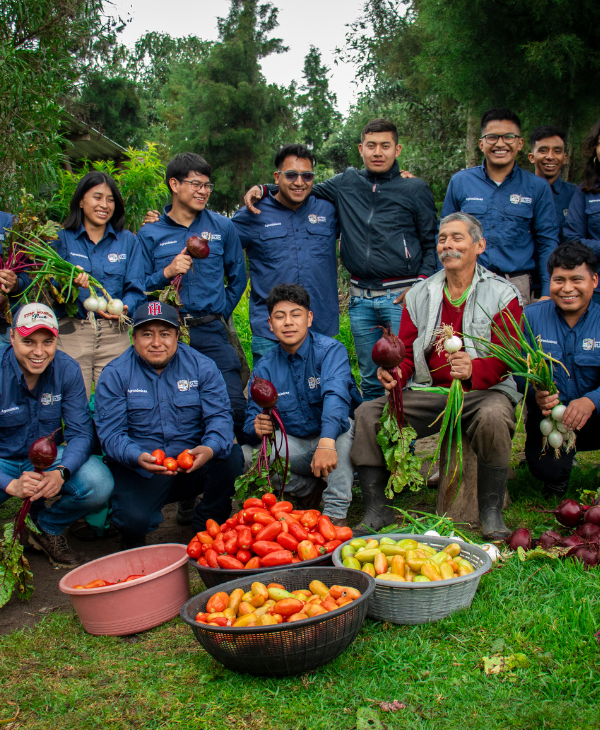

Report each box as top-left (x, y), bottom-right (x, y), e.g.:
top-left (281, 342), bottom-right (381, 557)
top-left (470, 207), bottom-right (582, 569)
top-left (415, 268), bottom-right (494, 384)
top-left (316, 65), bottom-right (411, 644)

top-left (176, 497), bottom-right (197, 526)
top-left (27, 528), bottom-right (84, 568)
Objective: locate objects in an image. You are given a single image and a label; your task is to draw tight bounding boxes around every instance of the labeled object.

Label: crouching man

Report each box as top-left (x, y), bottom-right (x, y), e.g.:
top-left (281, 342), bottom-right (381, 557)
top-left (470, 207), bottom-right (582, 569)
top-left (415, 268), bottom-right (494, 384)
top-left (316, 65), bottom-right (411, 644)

top-left (243, 285), bottom-right (361, 526)
top-left (352, 213), bottom-right (523, 539)
top-left (0, 304), bottom-right (114, 567)
top-left (522, 242), bottom-right (600, 499)
top-left (95, 302), bottom-right (243, 550)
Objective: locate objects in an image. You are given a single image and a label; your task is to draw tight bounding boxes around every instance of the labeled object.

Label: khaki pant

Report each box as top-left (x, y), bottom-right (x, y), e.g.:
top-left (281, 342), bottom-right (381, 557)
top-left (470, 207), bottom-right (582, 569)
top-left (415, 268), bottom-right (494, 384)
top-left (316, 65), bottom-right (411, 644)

top-left (503, 273), bottom-right (531, 306)
top-left (351, 388), bottom-right (516, 469)
top-left (57, 317), bottom-right (132, 399)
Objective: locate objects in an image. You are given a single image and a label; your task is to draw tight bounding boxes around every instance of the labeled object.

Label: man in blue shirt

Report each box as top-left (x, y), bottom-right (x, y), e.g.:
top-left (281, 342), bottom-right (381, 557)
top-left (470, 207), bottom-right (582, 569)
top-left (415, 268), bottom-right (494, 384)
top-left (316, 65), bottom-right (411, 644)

top-left (522, 242), bottom-right (600, 498)
top-left (244, 284), bottom-right (361, 525)
top-left (0, 303), bottom-right (114, 567)
top-left (95, 302), bottom-right (243, 549)
top-left (138, 153), bottom-right (248, 449)
top-left (233, 144), bottom-right (339, 362)
top-left (441, 108), bottom-right (559, 303)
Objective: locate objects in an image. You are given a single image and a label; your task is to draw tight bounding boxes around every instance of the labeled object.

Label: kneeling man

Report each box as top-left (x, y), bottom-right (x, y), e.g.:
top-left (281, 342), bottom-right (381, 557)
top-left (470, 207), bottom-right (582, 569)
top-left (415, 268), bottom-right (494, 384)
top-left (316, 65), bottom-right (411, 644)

top-left (352, 213), bottom-right (523, 539)
top-left (522, 242), bottom-right (600, 498)
top-left (243, 284), bottom-right (361, 525)
top-left (0, 304), bottom-right (114, 567)
top-left (95, 302), bottom-right (243, 549)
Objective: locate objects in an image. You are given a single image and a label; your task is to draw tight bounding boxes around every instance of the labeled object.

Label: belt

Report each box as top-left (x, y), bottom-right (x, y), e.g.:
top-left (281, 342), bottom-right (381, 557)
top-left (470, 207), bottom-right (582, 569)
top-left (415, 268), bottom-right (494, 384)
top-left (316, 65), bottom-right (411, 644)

top-left (183, 313), bottom-right (221, 327)
top-left (349, 285), bottom-right (408, 299)
top-left (496, 270), bottom-right (530, 279)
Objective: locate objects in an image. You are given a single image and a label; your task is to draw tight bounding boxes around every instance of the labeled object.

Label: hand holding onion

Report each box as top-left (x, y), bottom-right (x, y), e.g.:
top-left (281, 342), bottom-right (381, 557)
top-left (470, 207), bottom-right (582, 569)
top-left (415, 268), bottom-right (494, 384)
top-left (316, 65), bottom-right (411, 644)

top-left (535, 389), bottom-right (560, 416)
top-left (447, 351), bottom-right (472, 380)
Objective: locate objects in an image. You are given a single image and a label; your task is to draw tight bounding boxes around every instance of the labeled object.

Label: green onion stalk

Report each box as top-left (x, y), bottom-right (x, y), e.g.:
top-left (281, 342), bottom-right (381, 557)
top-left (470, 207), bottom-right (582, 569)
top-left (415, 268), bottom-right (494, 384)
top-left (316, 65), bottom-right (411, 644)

top-left (462, 307), bottom-right (573, 458)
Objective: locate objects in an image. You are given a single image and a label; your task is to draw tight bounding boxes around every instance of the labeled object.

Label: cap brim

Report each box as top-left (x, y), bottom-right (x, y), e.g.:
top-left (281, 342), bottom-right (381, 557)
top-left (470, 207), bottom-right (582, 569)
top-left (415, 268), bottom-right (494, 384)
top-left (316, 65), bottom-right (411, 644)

top-left (16, 324), bottom-right (58, 337)
top-left (133, 317), bottom-right (179, 329)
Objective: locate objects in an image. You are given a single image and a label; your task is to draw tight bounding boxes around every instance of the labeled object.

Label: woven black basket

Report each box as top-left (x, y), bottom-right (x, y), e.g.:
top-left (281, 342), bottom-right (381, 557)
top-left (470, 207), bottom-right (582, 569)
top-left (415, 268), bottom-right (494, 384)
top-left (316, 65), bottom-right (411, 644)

top-left (180, 566), bottom-right (375, 676)
top-left (190, 550), bottom-right (333, 588)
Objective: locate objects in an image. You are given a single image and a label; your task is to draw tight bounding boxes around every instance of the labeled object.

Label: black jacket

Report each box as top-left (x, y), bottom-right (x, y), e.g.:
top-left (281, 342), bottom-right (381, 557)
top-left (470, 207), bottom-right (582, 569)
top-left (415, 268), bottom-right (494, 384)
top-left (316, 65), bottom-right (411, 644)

top-left (265, 161), bottom-right (438, 289)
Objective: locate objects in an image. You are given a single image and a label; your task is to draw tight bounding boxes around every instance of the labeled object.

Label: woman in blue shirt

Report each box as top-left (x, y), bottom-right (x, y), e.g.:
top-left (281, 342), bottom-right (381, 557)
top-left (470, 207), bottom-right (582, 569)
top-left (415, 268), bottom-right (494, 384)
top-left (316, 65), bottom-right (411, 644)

top-left (564, 119), bottom-right (600, 303)
top-left (54, 172), bottom-right (147, 399)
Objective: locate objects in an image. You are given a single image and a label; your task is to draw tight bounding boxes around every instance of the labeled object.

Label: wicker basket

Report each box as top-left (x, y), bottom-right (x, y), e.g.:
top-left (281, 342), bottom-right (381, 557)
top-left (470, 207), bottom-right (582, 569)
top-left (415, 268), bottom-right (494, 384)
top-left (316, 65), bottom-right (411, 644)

top-left (332, 533), bottom-right (492, 625)
top-left (190, 550), bottom-right (333, 588)
top-left (180, 566), bottom-right (375, 676)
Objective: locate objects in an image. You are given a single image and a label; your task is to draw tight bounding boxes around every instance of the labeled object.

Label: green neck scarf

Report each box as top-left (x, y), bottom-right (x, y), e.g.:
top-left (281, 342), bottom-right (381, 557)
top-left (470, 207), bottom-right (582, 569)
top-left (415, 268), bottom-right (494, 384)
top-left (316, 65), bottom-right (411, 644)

top-left (444, 284), bottom-right (470, 308)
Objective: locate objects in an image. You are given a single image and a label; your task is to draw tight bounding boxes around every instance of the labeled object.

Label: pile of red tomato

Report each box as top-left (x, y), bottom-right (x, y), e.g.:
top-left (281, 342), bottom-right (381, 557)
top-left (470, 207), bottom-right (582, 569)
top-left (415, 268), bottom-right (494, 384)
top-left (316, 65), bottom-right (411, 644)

top-left (152, 448), bottom-right (194, 472)
top-left (186, 494), bottom-right (353, 570)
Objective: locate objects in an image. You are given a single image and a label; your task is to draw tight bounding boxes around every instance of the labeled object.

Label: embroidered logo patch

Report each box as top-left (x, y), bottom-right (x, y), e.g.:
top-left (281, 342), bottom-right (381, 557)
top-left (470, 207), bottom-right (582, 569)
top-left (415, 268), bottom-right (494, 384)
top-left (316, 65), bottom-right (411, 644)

top-left (307, 377), bottom-right (321, 389)
top-left (509, 194), bottom-right (532, 205)
top-left (200, 230), bottom-right (212, 241)
top-left (108, 253), bottom-right (118, 262)
top-left (308, 214), bottom-right (318, 224)
top-left (148, 302), bottom-right (162, 316)
top-left (189, 380), bottom-right (198, 389)
top-left (177, 380), bottom-right (189, 391)
top-left (41, 393), bottom-right (52, 405)
top-left (582, 338), bottom-right (594, 351)
top-left (317, 216), bottom-right (327, 223)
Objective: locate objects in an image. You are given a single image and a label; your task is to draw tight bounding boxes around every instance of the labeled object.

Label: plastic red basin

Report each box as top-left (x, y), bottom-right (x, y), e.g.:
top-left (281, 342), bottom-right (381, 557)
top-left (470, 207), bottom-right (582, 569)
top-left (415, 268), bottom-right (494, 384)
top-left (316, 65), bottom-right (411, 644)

top-left (59, 543), bottom-right (190, 636)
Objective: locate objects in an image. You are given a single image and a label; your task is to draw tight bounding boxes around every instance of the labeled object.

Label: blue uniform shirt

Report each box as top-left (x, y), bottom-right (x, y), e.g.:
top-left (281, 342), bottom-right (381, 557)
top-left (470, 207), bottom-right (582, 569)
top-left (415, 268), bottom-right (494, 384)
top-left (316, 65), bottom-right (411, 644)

top-left (523, 299), bottom-right (600, 411)
top-left (0, 212), bottom-right (29, 326)
top-left (0, 211), bottom-right (12, 242)
top-left (95, 343), bottom-right (234, 479)
top-left (233, 193), bottom-right (339, 340)
top-left (441, 162), bottom-right (559, 295)
top-left (0, 348), bottom-right (94, 490)
top-left (53, 224), bottom-right (147, 319)
top-left (140, 206), bottom-right (247, 321)
top-left (564, 187), bottom-right (600, 291)
top-left (243, 330), bottom-right (362, 441)
top-left (550, 176), bottom-right (577, 238)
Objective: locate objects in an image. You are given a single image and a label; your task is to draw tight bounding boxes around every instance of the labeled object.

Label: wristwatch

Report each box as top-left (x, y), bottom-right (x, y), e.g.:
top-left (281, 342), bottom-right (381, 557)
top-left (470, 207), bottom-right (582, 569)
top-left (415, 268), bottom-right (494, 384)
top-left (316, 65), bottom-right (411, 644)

top-left (56, 466), bottom-right (71, 483)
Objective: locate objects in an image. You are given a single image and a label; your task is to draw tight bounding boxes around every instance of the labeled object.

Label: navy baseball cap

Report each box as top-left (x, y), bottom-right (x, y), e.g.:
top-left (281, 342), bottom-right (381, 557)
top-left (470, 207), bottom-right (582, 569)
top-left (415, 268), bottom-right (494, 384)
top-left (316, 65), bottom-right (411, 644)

top-left (133, 301), bottom-right (180, 329)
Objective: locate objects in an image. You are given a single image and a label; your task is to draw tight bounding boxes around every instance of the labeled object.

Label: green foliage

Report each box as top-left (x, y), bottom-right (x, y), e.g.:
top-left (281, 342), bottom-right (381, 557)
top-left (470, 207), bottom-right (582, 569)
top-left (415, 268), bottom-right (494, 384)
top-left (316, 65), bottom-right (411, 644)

top-left (47, 144), bottom-right (168, 232)
top-left (298, 46), bottom-right (341, 152)
top-left (232, 283), bottom-right (253, 369)
top-left (376, 402), bottom-right (424, 497)
top-left (0, 516), bottom-right (38, 608)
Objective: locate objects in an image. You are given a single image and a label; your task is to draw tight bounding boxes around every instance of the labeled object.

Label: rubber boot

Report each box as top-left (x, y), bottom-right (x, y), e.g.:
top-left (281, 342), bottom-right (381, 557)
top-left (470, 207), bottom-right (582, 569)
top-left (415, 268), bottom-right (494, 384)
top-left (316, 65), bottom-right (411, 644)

top-left (353, 466), bottom-right (396, 536)
top-left (477, 462), bottom-right (510, 540)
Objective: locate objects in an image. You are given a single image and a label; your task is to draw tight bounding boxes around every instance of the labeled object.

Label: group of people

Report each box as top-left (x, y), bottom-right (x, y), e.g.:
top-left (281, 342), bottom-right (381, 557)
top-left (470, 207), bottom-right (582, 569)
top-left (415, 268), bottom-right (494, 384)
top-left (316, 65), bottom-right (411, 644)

top-left (1, 107), bottom-right (600, 569)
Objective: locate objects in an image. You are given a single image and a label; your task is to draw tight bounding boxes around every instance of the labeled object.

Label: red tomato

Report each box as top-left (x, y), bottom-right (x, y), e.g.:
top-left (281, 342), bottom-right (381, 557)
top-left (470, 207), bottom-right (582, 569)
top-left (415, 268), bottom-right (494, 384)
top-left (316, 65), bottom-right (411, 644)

top-left (252, 540), bottom-right (282, 557)
top-left (225, 516), bottom-right (238, 529)
top-left (205, 549), bottom-right (218, 568)
top-left (205, 519), bottom-right (220, 538)
top-left (236, 549), bottom-right (251, 563)
top-left (290, 510), bottom-right (306, 519)
top-left (291, 557), bottom-right (302, 564)
top-left (123, 574), bottom-right (145, 582)
top-left (151, 449), bottom-right (166, 465)
top-left (276, 532), bottom-right (299, 551)
top-left (253, 511), bottom-right (276, 526)
top-left (197, 557), bottom-right (208, 567)
top-left (279, 520), bottom-right (289, 533)
top-left (301, 510), bottom-right (320, 529)
top-left (243, 497), bottom-right (264, 509)
top-left (242, 507), bottom-right (268, 521)
top-left (213, 539), bottom-right (226, 554)
top-left (216, 555), bottom-right (245, 570)
top-left (201, 543), bottom-right (212, 555)
top-left (196, 531), bottom-right (214, 545)
top-left (288, 522), bottom-right (309, 542)
top-left (307, 531), bottom-right (325, 546)
top-left (321, 539), bottom-right (342, 554)
top-left (186, 540), bottom-right (202, 559)
top-left (177, 450), bottom-right (194, 470)
top-left (237, 527), bottom-right (253, 550)
top-left (318, 516), bottom-right (337, 542)
top-left (255, 521), bottom-right (282, 542)
top-left (244, 556), bottom-right (262, 570)
top-left (251, 523), bottom-right (263, 537)
top-left (261, 550), bottom-right (294, 567)
top-left (224, 537), bottom-right (238, 555)
top-left (270, 501), bottom-right (293, 515)
top-left (297, 540), bottom-right (319, 561)
top-left (219, 522), bottom-right (228, 532)
top-left (209, 616), bottom-right (229, 626)
top-left (163, 457), bottom-right (178, 472)
top-left (335, 526), bottom-right (353, 542)
top-left (261, 492), bottom-right (277, 507)
top-left (222, 529), bottom-right (237, 542)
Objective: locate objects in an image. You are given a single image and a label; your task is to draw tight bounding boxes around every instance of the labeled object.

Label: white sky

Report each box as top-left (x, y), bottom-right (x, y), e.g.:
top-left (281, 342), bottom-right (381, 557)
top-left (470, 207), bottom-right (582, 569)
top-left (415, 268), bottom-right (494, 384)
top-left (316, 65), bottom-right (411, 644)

top-left (107, 0), bottom-right (368, 112)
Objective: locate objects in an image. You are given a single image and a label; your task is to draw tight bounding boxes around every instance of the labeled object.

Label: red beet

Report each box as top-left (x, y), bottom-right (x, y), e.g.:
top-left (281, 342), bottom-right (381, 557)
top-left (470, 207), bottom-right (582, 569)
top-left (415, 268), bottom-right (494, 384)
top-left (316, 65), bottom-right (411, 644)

top-left (186, 234), bottom-right (210, 259)
top-left (250, 377), bottom-right (278, 409)
top-left (537, 530), bottom-right (562, 550)
top-left (560, 533), bottom-right (585, 556)
top-left (28, 430), bottom-right (59, 472)
top-left (584, 505), bottom-right (600, 527)
top-left (576, 523), bottom-right (600, 542)
top-left (545, 499), bottom-right (583, 528)
top-left (569, 545), bottom-right (599, 567)
top-left (508, 528), bottom-right (532, 551)
top-left (371, 324), bottom-right (406, 369)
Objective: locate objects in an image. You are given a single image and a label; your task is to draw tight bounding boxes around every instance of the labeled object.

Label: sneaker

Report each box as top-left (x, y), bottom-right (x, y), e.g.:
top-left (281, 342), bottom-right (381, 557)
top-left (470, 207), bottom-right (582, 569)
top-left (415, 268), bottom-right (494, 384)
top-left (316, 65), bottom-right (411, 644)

top-left (27, 528), bottom-right (84, 568)
top-left (176, 497), bottom-right (197, 526)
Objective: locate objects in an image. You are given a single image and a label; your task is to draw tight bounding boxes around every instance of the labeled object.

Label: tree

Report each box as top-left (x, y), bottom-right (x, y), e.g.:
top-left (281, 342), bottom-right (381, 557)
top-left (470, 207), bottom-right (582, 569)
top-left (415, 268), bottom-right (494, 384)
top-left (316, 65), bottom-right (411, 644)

top-left (164, 0), bottom-right (295, 214)
top-left (0, 0), bottom-right (121, 211)
top-left (297, 46), bottom-right (340, 152)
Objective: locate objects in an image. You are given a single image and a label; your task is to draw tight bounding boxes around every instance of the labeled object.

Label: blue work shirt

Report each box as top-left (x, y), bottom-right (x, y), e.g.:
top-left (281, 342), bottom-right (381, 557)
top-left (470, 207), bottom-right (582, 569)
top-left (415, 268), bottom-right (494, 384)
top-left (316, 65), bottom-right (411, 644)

top-left (0, 347), bottom-right (94, 490)
top-left (0, 211), bottom-right (12, 242)
top-left (233, 193), bottom-right (339, 340)
top-left (563, 187), bottom-right (600, 291)
top-left (0, 212), bottom-right (29, 326)
top-left (140, 206), bottom-right (247, 321)
top-left (523, 299), bottom-right (600, 411)
top-left (53, 224), bottom-right (147, 319)
top-left (440, 162), bottom-right (559, 295)
top-left (95, 343), bottom-right (234, 479)
top-left (243, 330), bottom-right (362, 441)
top-left (550, 176), bottom-right (577, 238)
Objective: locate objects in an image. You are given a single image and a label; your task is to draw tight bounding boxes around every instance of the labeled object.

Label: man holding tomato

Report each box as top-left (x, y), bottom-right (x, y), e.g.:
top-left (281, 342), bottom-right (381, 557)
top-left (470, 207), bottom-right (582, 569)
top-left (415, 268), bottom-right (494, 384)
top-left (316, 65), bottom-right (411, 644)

top-left (95, 302), bottom-right (244, 550)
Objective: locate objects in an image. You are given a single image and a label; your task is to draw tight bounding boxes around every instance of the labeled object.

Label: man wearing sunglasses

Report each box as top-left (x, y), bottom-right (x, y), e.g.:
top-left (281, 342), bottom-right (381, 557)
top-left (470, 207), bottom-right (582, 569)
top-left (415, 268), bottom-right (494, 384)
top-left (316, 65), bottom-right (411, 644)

top-left (440, 108), bottom-right (559, 304)
top-left (138, 153), bottom-right (247, 525)
top-left (232, 144), bottom-right (339, 362)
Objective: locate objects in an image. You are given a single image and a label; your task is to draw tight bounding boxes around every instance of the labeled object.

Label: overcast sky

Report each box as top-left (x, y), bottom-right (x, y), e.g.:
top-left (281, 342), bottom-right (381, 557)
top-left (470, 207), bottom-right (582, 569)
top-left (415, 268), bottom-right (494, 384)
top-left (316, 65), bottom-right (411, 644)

top-left (108, 0), bottom-right (368, 112)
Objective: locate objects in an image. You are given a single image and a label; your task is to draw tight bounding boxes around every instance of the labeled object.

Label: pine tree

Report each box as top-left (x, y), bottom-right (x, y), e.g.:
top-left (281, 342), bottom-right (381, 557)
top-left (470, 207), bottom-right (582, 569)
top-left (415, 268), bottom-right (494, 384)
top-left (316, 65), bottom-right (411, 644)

top-left (297, 46), bottom-right (340, 152)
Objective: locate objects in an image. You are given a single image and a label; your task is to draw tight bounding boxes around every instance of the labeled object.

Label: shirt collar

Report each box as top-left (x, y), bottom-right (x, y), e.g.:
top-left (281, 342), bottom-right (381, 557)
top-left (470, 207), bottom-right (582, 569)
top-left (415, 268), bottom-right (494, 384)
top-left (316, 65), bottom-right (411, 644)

top-left (133, 346), bottom-right (178, 375)
top-left (361, 160), bottom-right (400, 183)
top-left (553, 300), bottom-right (591, 329)
top-left (482, 159), bottom-right (519, 183)
top-left (550, 176), bottom-right (563, 195)
top-left (74, 222), bottom-right (116, 242)
top-left (161, 204), bottom-right (204, 229)
top-left (284, 331), bottom-right (313, 363)
top-left (267, 191), bottom-right (310, 214)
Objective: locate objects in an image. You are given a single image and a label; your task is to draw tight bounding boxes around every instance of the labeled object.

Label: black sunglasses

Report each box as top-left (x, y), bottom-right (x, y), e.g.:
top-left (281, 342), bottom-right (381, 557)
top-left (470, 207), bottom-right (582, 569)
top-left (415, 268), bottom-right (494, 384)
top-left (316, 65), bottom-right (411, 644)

top-left (280, 170), bottom-right (316, 182)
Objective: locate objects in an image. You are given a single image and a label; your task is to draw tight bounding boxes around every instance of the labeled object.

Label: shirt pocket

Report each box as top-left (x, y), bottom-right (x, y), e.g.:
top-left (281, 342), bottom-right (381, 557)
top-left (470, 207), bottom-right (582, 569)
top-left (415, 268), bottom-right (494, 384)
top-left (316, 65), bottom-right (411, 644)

top-left (173, 390), bottom-right (201, 428)
top-left (259, 226), bottom-right (288, 260)
top-left (38, 403), bottom-right (63, 427)
top-left (466, 318), bottom-right (492, 355)
top-left (584, 199), bottom-right (600, 237)
top-left (305, 225), bottom-right (334, 258)
top-left (126, 396), bottom-right (154, 430)
top-left (503, 204), bottom-right (533, 230)
top-left (460, 202), bottom-right (488, 218)
top-left (0, 407), bottom-right (28, 437)
top-left (102, 260), bottom-right (127, 298)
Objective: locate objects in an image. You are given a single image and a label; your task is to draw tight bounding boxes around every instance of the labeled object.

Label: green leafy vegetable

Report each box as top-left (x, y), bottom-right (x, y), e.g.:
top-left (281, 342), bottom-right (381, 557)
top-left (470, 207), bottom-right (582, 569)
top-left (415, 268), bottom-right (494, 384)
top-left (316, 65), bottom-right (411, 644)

top-left (0, 517), bottom-right (39, 608)
top-left (377, 402), bottom-right (424, 498)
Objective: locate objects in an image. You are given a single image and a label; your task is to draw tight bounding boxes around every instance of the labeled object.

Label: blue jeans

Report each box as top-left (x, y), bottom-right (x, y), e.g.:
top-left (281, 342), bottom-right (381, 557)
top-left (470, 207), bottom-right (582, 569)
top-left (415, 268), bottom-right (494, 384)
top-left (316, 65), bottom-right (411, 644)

top-left (349, 291), bottom-right (404, 401)
top-left (251, 334), bottom-right (278, 363)
top-left (0, 447), bottom-right (114, 535)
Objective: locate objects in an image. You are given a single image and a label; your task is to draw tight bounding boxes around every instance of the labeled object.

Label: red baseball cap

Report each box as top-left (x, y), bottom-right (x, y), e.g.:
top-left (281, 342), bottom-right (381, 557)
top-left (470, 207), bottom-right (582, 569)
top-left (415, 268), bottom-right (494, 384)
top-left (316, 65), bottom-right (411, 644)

top-left (13, 303), bottom-right (59, 337)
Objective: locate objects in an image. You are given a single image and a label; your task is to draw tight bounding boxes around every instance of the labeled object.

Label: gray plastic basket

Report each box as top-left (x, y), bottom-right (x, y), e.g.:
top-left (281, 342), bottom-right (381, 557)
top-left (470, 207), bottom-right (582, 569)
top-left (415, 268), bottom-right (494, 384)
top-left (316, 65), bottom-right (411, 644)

top-left (332, 533), bottom-right (492, 625)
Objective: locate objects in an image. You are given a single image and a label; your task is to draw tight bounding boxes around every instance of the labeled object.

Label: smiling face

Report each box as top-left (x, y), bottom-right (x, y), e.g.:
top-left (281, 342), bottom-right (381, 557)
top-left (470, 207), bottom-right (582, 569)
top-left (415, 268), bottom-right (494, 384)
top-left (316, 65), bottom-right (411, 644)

top-left (479, 120), bottom-right (523, 172)
top-left (437, 220), bottom-right (486, 274)
top-left (358, 132), bottom-right (402, 174)
top-left (80, 183), bottom-right (115, 228)
top-left (550, 264), bottom-right (597, 319)
top-left (273, 156), bottom-right (314, 210)
top-left (11, 329), bottom-right (57, 383)
top-left (528, 136), bottom-right (567, 184)
top-left (133, 322), bottom-right (179, 372)
top-left (170, 171), bottom-right (211, 215)
top-left (268, 300), bottom-right (313, 353)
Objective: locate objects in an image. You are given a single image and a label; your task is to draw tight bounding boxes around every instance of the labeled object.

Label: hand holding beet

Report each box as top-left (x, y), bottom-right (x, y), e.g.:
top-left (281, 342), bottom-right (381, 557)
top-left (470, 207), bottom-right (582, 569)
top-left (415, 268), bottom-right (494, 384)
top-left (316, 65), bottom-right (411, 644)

top-left (163, 248), bottom-right (193, 280)
top-left (254, 413), bottom-right (274, 437)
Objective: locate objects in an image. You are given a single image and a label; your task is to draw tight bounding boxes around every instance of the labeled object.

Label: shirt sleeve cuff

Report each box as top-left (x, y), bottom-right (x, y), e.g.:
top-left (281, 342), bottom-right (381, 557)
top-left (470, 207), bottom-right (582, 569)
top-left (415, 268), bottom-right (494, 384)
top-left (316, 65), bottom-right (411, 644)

top-left (59, 451), bottom-right (85, 477)
top-left (319, 424), bottom-right (341, 441)
top-left (202, 437), bottom-right (223, 459)
top-left (0, 471), bottom-right (12, 491)
top-left (124, 443), bottom-right (144, 470)
top-left (584, 391), bottom-right (600, 412)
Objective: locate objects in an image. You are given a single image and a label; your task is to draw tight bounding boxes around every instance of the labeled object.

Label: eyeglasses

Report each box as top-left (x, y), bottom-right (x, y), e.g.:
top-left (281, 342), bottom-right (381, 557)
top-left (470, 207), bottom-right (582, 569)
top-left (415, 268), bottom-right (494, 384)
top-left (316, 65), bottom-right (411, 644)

top-left (181, 180), bottom-right (215, 192)
top-left (481, 133), bottom-right (520, 145)
top-left (279, 171), bottom-right (316, 182)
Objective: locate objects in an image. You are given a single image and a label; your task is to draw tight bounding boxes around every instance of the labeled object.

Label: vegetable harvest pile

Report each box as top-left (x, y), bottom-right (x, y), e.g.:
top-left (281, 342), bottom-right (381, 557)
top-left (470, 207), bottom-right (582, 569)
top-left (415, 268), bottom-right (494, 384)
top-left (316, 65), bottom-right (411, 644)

top-left (186, 494), bottom-right (352, 570)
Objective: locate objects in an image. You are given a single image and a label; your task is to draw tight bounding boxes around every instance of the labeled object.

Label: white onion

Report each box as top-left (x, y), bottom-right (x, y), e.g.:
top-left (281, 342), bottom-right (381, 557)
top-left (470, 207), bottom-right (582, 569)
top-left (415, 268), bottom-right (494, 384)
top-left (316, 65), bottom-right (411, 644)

top-left (556, 422), bottom-right (568, 434)
top-left (551, 404), bottom-right (566, 422)
top-left (444, 335), bottom-right (463, 354)
top-left (83, 296), bottom-right (99, 312)
top-left (424, 530), bottom-right (441, 537)
top-left (539, 418), bottom-right (554, 436)
top-left (480, 543), bottom-right (500, 562)
top-left (107, 298), bottom-right (124, 316)
top-left (548, 430), bottom-right (564, 449)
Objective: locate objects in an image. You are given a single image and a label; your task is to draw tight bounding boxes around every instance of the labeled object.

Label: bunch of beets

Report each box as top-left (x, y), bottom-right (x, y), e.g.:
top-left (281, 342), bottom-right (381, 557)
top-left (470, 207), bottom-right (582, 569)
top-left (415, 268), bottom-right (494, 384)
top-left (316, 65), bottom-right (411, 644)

top-left (508, 499), bottom-right (600, 567)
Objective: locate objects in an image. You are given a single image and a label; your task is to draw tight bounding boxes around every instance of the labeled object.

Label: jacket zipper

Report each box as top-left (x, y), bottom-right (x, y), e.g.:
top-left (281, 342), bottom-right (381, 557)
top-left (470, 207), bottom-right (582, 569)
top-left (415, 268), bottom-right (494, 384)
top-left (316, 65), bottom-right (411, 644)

top-left (364, 183), bottom-right (377, 275)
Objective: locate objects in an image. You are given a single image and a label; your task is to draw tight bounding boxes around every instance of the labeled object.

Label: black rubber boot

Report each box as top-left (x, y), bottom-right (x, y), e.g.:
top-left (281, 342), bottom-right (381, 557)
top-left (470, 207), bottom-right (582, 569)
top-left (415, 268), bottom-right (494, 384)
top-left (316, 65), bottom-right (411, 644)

top-left (353, 466), bottom-right (396, 536)
top-left (477, 462), bottom-right (510, 540)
